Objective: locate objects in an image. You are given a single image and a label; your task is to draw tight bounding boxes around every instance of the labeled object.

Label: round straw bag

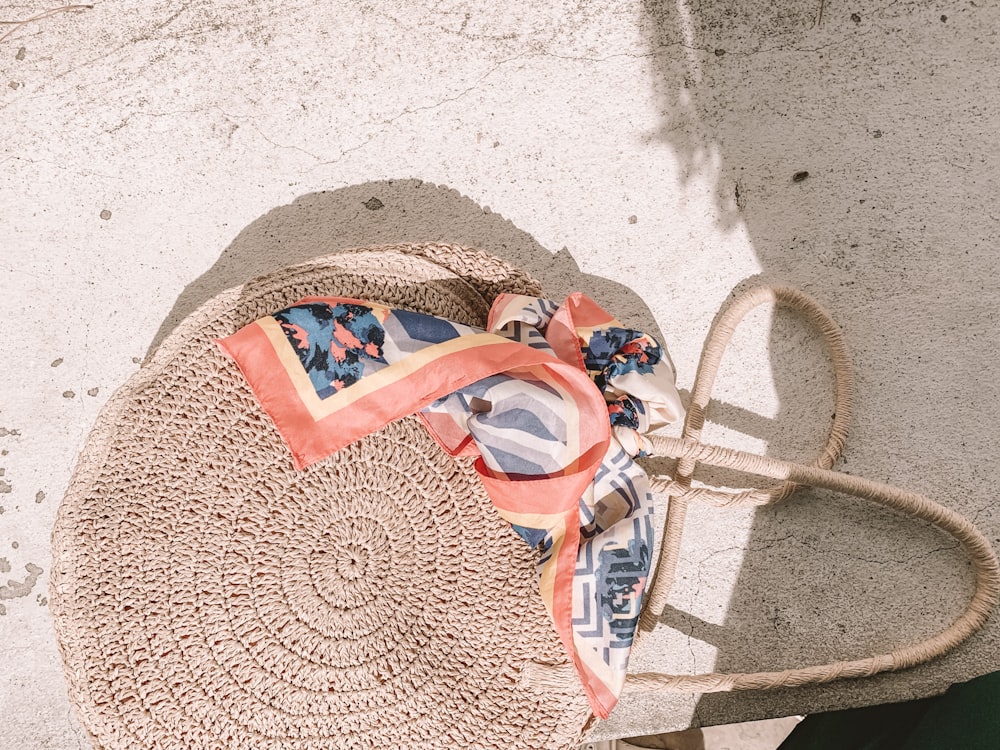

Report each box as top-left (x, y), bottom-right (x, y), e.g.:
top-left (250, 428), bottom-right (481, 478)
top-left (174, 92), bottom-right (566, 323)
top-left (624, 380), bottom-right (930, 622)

top-left (51, 244), bottom-right (999, 749)
top-left (51, 244), bottom-right (596, 750)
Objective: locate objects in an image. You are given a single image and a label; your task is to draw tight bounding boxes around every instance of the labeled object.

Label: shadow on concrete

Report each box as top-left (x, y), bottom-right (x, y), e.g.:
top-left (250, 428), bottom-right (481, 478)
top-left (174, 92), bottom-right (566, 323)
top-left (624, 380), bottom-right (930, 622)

top-left (636, 0), bottom-right (998, 732)
top-left (147, 179), bottom-right (667, 356)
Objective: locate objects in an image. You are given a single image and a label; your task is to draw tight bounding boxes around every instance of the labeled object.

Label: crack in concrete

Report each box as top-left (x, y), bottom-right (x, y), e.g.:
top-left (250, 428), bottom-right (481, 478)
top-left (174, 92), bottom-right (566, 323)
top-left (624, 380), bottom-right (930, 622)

top-left (145, 1), bottom-right (194, 37)
top-left (691, 534), bottom-right (795, 568)
top-left (316, 51), bottom-right (530, 168)
top-left (103, 105), bottom-right (326, 161)
top-left (105, 105), bottom-right (242, 133)
top-left (377, 7), bottom-right (522, 44)
top-left (244, 121), bottom-right (323, 161)
top-left (795, 535), bottom-right (960, 565)
top-left (970, 502), bottom-right (992, 526)
top-left (690, 563), bottom-right (708, 675)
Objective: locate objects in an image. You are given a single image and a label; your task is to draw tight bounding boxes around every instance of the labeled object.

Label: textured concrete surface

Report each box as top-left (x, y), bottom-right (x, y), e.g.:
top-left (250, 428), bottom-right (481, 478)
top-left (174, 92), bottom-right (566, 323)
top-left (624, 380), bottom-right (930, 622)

top-left (620, 715), bottom-right (800, 749)
top-left (2, 0), bottom-right (999, 747)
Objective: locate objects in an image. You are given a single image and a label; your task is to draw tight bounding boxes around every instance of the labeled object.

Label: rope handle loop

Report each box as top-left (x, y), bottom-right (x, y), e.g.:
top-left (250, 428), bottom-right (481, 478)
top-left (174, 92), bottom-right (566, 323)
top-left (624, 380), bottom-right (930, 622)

top-left (626, 285), bottom-right (1000, 693)
top-left (639, 286), bottom-right (854, 628)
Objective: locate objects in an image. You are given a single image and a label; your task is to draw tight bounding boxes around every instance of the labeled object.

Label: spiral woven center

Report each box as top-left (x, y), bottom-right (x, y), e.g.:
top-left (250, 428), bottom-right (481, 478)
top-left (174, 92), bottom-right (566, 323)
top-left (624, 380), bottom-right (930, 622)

top-left (333, 543), bottom-right (368, 580)
top-left (310, 520), bottom-right (388, 607)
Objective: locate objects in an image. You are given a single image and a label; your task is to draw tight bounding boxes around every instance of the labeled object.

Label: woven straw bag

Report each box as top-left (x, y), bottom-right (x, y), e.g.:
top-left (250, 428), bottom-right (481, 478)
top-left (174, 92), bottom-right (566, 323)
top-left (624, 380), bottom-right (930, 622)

top-left (51, 244), bottom-right (999, 749)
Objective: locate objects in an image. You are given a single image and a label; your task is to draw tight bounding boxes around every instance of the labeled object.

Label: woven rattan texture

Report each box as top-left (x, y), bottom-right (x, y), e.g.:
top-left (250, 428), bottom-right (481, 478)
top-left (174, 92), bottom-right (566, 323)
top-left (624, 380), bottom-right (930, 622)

top-left (51, 245), bottom-right (594, 750)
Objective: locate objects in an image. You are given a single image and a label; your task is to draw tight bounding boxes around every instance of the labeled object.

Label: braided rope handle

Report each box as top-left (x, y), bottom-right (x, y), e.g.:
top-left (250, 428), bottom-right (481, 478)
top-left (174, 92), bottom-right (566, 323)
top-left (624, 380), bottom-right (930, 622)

top-left (625, 286), bottom-right (1000, 693)
top-left (637, 287), bottom-right (854, 633)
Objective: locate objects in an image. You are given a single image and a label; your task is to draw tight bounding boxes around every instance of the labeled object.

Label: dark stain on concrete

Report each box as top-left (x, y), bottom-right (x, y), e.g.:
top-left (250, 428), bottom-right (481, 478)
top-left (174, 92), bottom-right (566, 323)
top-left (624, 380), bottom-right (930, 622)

top-left (63, 390), bottom-right (76, 399)
top-left (362, 197), bottom-right (384, 210)
top-left (35, 490), bottom-right (45, 503)
top-left (0, 558), bottom-right (9, 574)
top-left (100, 209), bottom-right (112, 220)
top-left (735, 180), bottom-right (747, 211)
top-left (793, 170), bottom-right (810, 182)
top-left (51, 358), bottom-right (63, 367)
top-left (15, 46), bottom-right (26, 61)
top-left (0, 562), bottom-right (44, 615)
top-left (0, 480), bottom-right (12, 494)
top-left (0, 428), bottom-right (20, 437)
top-left (87, 387), bottom-right (100, 396)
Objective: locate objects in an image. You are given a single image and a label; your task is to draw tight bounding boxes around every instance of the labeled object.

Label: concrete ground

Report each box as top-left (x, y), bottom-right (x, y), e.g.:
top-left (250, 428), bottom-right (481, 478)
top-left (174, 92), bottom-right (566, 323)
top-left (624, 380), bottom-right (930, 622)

top-left (619, 716), bottom-right (801, 750)
top-left (2, 0), bottom-right (999, 747)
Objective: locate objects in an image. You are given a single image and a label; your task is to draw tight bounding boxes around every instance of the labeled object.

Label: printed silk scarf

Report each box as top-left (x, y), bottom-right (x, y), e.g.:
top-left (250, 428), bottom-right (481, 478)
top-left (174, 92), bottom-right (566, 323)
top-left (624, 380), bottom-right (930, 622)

top-left (217, 292), bottom-right (683, 718)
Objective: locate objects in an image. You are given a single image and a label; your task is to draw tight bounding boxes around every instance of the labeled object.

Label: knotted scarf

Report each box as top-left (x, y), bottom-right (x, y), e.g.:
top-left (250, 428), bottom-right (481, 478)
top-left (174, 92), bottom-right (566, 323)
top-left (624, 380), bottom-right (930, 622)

top-left (217, 292), bottom-right (683, 718)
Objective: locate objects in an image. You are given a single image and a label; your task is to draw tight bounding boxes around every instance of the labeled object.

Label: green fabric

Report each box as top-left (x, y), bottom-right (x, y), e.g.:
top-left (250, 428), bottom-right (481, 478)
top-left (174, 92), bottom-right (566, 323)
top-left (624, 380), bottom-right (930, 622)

top-left (777, 671), bottom-right (1000, 750)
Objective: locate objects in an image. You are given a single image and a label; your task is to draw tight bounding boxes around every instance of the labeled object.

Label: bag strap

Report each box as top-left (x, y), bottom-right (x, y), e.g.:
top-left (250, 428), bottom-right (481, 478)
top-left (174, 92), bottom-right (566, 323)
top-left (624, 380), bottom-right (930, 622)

top-left (637, 287), bottom-right (854, 632)
top-left (625, 286), bottom-right (1000, 693)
